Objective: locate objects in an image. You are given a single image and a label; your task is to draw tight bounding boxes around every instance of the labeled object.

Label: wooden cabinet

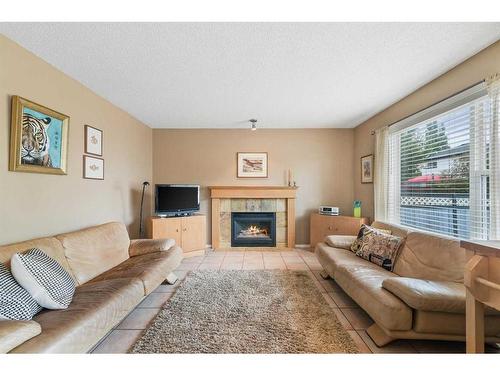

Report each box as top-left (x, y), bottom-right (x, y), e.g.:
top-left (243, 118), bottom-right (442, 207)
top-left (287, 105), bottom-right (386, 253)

top-left (179, 216), bottom-right (206, 253)
top-left (310, 213), bottom-right (369, 248)
top-left (148, 215), bottom-right (206, 253)
top-left (150, 217), bottom-right (182, 244)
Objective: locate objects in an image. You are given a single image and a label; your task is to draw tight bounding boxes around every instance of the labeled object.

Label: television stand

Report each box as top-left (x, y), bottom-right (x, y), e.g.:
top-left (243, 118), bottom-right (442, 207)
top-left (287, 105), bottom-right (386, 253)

top-left (157, 212), bottom-right (194, 218)
top-left (148, 215), bottom-right (206, 255)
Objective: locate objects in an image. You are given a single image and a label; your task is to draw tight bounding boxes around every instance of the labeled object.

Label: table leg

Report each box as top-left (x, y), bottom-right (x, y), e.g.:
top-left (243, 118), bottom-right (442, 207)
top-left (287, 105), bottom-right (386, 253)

top-left (466, 288), bottom-right (485, 353)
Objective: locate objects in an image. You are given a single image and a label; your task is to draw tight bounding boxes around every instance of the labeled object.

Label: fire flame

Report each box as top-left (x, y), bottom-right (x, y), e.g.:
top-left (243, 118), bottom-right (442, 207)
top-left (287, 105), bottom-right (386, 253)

top-left (241, 225), bottom-right (268, 236)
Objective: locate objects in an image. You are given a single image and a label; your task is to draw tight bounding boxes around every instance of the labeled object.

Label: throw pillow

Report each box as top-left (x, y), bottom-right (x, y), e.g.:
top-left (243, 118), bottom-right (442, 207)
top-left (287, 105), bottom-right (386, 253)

top-left (0, 263), bottom-right (42, 320)
top-left (354, 229), bottom-right (404, 271)
top-left (11, 248), bottom-right (76, 309)
top-left (350, 224), bottom-right (392, 253)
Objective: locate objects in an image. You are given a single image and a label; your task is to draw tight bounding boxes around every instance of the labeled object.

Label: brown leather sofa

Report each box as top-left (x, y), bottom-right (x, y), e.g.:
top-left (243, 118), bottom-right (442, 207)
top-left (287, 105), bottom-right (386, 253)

top-left (315, 221), bottom-right (500, 346)
top-left (0, 222), bottom-right (182, 353)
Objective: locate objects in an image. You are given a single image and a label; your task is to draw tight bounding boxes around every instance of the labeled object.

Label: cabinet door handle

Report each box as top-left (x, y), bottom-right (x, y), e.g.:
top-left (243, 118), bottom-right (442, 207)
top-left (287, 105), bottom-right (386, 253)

top-left (328, 226), bottom-right (333, 230)
top-left (183, 228), bottom-right (187, 232)
top-left (176, 229), bottom-right (179, 232)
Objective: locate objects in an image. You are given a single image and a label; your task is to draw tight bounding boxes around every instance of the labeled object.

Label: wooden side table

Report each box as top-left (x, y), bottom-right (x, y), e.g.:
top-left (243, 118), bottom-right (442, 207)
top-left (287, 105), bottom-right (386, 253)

top-left (460, 240), bottom-right (500, 353)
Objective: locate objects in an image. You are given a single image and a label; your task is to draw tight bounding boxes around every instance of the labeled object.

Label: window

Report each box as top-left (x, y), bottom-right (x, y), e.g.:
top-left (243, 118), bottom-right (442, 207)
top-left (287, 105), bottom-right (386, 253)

top-left (423, 161), bottom-right (437, 169)
top-left (379, 82), bottom-right (499, 240)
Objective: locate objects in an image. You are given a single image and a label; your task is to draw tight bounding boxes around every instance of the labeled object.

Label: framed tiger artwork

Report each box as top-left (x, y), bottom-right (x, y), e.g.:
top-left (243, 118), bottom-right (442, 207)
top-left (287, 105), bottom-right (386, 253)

top-left (9, 96), bottom-right (69, 175)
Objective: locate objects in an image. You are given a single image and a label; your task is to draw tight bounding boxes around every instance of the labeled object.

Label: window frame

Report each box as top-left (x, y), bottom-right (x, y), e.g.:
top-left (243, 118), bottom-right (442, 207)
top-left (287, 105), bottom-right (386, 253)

top-left (384, 82), bottom-right (491, 240)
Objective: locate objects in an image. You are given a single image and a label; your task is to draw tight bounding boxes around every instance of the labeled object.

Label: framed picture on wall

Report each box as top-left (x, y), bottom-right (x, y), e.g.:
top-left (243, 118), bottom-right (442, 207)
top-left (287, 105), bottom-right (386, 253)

top-left (9, 95), bottom-right (69, 175)
top-left (83, 155), bottom-right (104, 180)
top-left (84, 125), bottom-right (103, 156)
top-left (361, 154), bottom-right (374, 183)
top-left (237, 152), bottom-right (268, 178)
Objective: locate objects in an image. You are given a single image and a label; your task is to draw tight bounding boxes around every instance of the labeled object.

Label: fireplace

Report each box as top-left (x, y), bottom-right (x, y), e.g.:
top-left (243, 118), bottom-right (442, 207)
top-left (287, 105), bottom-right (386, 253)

top-left (210, 186), bottom-right (297, 249)
top-left (231, 212), bottom-right (276, 247)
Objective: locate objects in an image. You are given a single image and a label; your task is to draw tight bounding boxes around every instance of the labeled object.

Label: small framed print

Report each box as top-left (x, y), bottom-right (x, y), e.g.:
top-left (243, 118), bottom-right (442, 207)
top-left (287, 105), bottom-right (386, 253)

top-left (83, 155), bottom-right (104, 180)
top-left (361, 154), bottom-right (374, 184)
top-left (84, 125), bottom-right (103, 156)
top-left (237, 152), bottom-right (268, 178)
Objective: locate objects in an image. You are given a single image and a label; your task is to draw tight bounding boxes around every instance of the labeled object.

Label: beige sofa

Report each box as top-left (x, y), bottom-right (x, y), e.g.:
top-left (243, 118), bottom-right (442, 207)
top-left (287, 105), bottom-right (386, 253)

top-left (315, 221), bottom-right (500, 346)
top-left (0, 222), bottom-right (183, 353)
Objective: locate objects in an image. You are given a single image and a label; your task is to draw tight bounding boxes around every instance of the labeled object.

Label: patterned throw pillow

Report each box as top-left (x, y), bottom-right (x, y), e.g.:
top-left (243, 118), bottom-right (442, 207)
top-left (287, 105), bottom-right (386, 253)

top-left (350, 224), bottom-right (392, 253)
top-left (350, 225), bottom-right (404, 271)
top-left (0, 263), bottom-right (42, 320)
top-left (11, 248), bottom-right (76, 309)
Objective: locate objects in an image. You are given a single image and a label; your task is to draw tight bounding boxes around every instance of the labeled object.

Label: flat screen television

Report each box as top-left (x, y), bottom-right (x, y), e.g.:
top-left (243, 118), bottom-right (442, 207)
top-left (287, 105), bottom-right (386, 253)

top-left (155, 184), bottom-right (200, 216)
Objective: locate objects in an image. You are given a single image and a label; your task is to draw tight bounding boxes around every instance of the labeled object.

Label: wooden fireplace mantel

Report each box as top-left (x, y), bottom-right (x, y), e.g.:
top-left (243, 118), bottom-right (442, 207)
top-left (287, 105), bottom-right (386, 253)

top-left (209, 186), bottom-right (298, 199)
top-left (209, 186), bottom-right (297, 249)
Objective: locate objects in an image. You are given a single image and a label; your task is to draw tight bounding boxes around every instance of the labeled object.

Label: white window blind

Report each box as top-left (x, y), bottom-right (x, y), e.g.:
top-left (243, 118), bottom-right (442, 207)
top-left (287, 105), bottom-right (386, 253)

top-left (381, 81), bottom-right (500, 240)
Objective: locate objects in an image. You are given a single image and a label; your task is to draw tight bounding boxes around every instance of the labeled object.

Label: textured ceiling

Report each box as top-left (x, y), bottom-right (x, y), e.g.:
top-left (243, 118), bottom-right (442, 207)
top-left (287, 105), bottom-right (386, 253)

top-left (1, 23), bottom-right (499, 129)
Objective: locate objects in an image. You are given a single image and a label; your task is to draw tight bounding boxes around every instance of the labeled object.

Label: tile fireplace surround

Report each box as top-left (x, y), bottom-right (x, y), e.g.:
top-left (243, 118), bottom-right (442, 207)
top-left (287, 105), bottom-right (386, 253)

top-left (209, 186), bottom-right (297, 249)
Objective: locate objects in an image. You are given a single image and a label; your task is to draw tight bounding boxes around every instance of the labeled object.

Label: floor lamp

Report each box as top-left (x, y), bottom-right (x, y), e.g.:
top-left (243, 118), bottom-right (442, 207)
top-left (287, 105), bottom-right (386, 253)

top-left (139, 181), bottom-right (150, 238)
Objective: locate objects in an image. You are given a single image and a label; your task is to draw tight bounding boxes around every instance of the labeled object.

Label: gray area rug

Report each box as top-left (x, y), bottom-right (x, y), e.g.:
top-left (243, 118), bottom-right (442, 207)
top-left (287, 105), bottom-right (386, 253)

top-left (130, 270), bottom-right (359, 353)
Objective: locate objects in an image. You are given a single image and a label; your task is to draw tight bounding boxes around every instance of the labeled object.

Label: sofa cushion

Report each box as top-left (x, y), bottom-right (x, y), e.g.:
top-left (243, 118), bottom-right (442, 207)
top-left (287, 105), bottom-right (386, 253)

top-left (11, 249), bottom-right (76, 309)
top-left (0, 264), bottom-right (42, 320)
top-left (315, 242), bottom-right (362, 277)
top-left (382, 277), bottom-right (466, 313)
top-left (334, 262), bottom-right (413, 331)
top-left (325, 235), bottom-right (357, 250)
top-left (382, 277), bottom-right (500, 315)
top-left (371, 221), bottom-right (410, 240)
top-left (90, 245), bottom-right (183, 294)
top-left (56, 222), bottom-right (131, 285)
top-left (0, 320), bottom-right (41, 353)
top-left (11, 277), bottom-right (144, 353)
top-left (0, 237), bottom-right (76, 283)
top-left (393, 231), bottom-right (465, 283)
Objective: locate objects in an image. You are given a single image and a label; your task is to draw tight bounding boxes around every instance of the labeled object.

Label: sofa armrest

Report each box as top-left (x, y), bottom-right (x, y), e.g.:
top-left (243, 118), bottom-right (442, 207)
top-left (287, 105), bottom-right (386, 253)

top-left (129, 238), bottom-right (176, 257)
top-left (325, 235), bottom-right (357, 250)
top-left (382, 277), bottom-right (466, 314)
top-left (0, 320), bottom-right (41, 353)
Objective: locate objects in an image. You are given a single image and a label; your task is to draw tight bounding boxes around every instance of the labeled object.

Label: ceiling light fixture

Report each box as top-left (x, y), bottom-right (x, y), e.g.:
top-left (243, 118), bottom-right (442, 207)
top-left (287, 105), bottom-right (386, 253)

top-left (249, 119), bottom-right (257, 131)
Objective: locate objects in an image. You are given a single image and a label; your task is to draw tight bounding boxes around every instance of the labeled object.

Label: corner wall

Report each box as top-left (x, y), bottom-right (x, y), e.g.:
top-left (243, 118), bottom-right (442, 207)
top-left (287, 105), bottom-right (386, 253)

top-left (0, 35), bottom-right (153, 245)
top-left (152, 129), bottom-right (355, 245)
top-left (353, 40), bottom-right (500, 220)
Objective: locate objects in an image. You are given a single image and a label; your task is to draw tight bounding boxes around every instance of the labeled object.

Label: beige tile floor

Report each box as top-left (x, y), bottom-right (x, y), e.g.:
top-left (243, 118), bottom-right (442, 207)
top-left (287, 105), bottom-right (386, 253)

top-left (91, 248), bottom-right (500, 354)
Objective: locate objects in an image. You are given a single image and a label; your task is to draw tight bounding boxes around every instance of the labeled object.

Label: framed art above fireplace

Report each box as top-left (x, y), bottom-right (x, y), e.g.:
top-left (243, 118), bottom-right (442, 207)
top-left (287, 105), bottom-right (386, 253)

top-left (237, 152), bottom-right (268, 178)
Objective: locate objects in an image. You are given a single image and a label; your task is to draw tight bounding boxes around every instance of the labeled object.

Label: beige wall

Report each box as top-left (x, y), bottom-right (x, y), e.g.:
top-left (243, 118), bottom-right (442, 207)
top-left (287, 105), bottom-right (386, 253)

top-left (354, 40), bottom-right (500, 220)
top-left (0, 35), bottom-right (153, 245)
top-left (152, 129), bottom-right (354, 244)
